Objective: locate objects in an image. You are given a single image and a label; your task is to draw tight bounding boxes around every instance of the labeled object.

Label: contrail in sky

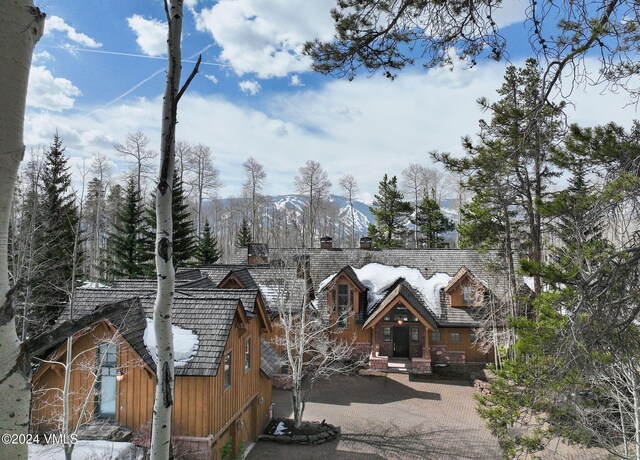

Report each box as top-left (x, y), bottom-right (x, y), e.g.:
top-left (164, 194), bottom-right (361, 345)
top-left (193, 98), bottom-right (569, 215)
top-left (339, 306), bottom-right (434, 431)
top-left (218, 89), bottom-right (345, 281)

top-left (79, 44), bottom-right (221, 113)
top-left (41, 44), bottom-right (227, 67)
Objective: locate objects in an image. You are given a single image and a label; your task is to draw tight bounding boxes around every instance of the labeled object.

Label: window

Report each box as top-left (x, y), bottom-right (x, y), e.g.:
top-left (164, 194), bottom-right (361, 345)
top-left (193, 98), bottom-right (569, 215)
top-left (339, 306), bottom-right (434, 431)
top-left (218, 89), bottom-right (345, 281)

top-left (383, 313), bottom-right (391, 322)
top-left (224, 353), bottom-right (232, 390)
top-left (431, 331), bottom-right (441, 343)
top-left (411, 327), bottom-right (419, 343)
top-left (337, 284), bottom-right (349, 328)
top-left (450, 332), bottom-right (461, 344)
top-left (462, 285), bottom-right (473, 306)
top-left (244, 338), bottom-right (251, 371)
top-left (410, 315), bottom-right (418, 323)
top-left (96, 343), bottom-right (117, 418)
top-left (470, 331), bottom-right (477, 344)
top-left (383, 327), bottom-right (391, 342)
top-left (393, 306), bottom-right (409, 322)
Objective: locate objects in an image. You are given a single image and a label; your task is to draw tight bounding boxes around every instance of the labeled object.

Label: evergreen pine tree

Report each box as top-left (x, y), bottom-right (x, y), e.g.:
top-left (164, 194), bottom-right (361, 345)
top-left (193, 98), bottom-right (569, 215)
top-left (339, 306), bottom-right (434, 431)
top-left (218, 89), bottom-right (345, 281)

top-left (236, 217), bottom-right (252, 248)
top-left (196, 219), bottom-right (221, 264)
top-left (412, 192), bottom-right (455, 248)
top-left (368, 174), bottom-right (412, 248)
top-left (105, 176), bottom-right (145, 279)
top-left (142, 168), bottom-right (196, 271)
top-left (31, 133), bottom-right (82, 332)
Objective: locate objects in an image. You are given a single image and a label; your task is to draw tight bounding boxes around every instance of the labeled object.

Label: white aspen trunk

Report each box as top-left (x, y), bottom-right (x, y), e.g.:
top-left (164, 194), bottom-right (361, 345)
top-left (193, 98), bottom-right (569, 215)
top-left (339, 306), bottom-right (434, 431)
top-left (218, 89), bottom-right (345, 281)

top-left (0, 0), bottom-right (44, 460)
top-left (0, 3), bottom-right (44, 459)
top-left (150, 1), bottom-right (186, 457)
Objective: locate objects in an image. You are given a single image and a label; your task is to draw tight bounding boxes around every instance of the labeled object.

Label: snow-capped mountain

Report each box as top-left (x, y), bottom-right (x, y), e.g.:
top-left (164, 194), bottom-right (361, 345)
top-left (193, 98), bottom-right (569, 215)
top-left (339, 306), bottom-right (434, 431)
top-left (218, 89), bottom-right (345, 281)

top-left (271, 194), bottom-right (373, 235)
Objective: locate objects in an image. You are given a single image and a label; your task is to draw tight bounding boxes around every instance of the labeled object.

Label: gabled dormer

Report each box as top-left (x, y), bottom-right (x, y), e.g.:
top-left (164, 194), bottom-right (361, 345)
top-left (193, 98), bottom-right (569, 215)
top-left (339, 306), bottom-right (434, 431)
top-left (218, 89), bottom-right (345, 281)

top-left (217, 268), bottom-right (258, 290)
top-left (445, 266), bottom-right (488, 308)
top-left (320, 266), bottom-right (368, 327)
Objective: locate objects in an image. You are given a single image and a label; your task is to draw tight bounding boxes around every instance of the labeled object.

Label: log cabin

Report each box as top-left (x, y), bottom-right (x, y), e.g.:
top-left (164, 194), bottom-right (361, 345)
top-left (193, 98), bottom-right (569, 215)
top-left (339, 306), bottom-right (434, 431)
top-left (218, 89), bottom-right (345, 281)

top-left (30, 279), bottom-right (276, 460)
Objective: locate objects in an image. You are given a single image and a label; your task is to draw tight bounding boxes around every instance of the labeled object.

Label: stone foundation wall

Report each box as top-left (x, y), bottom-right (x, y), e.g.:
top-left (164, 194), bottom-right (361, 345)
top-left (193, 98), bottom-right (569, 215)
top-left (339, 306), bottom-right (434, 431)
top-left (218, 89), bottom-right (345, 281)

top-left (272, 374), bottom-right (293, 390)
top-left (411, 358), bottom-right (431, 374)
top-left (430, 346), bottom-right (466, 364)
top-left (369, 356), bottom-right (388, 370)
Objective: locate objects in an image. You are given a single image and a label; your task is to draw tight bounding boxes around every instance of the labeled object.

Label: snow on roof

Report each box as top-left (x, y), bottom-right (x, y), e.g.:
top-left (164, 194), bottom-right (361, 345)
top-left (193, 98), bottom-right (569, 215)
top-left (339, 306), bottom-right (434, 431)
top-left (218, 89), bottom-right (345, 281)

top-left (257, 284), bottom-right (280, 305)
top-left (351, 263), bottom-right (452, 315)
top-left (318, 273), bottom-right (337, 292)
top-left (523, 276), bottom-right (535, 291)
top-left (143, 319), bottom-right (199, 368)
top-left (80, 281), bottom-right (110, 289)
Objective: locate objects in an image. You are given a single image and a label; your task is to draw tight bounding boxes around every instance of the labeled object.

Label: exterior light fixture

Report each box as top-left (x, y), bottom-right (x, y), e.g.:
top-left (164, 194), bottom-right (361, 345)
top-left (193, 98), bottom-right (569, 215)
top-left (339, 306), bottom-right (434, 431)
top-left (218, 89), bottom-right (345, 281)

top-left (116, 370), bottom-right (125, 382)
top-left (397, 319), bottom-right (404, 326)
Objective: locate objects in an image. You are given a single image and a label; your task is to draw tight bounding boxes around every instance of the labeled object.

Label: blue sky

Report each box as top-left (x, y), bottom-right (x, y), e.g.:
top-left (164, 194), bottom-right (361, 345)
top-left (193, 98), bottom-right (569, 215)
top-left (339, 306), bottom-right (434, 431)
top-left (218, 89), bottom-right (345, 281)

top-left (27, 0), bottom-right (639, 200)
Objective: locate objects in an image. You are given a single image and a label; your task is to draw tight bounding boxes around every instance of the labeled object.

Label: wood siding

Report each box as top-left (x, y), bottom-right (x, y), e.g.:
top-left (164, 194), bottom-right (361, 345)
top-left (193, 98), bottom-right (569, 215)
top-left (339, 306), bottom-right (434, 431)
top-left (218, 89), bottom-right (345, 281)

top-left (430, 327), bottom-right (491, 363)
top-left (327, 274), bottom-right (371, 345)
top-left (31, 312), bottom-right (272, 458)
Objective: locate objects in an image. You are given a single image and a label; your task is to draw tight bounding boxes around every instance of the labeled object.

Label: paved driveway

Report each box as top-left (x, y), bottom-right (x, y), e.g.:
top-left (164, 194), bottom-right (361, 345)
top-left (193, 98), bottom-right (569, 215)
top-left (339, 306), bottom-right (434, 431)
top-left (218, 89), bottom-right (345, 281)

top-left (247, 373), bottom-right (605, 460)
top-left (248, 374), bottom-right (497, 460)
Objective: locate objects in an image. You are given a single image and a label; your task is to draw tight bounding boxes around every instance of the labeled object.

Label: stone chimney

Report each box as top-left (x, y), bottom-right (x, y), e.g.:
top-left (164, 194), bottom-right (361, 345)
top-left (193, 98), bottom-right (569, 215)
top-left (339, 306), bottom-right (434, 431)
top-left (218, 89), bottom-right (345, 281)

top-left (359, 237), bottom-right (372, 250)
top-left (247, 243), bottom-right (269, 265)
top-left (320, 236), bottom-right (333, 249)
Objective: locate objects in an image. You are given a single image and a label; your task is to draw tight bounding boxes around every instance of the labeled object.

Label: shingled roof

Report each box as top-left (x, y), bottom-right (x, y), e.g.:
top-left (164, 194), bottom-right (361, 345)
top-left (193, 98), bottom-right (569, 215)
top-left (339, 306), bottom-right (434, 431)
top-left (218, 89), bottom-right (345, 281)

top-left (364, 278), bottom-right (438, 330)
top-left (225, 246), bottom-right (523, 327)
top-left (260, 339), bottom-right (280, 378)
top-left (61, 286), bottom-right (260, 376)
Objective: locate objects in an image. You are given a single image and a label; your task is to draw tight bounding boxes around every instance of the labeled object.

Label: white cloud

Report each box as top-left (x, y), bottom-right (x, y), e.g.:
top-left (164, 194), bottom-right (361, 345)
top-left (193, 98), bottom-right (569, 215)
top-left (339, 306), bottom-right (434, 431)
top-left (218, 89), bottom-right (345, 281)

top-left (239, 80), bottom-right (261, 95)
top-left (492, 0), bottom-right (528, 29)
top-left (290, 75), bottom-right (303, 86)
top-left (195, 0), bottom-right (336, 78)
top-left (27, 66), bottom-right (81, 112)
top-left (33, 51), bottom-right (52, 63)
top-left (127, 15), bottom-right (167, 57)
top-left (204, 74), bottom-right (219, 84)
top-left (46, 16), bottom-right (102, 48)
top-left (23, 58), bottom-right (640, 198)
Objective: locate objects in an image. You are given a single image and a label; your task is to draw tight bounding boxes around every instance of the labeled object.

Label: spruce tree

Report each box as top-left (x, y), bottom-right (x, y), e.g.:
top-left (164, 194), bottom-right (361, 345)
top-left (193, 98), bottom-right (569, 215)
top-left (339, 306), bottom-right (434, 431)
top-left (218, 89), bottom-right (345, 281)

top-left (236, 217), bottom-right (252, 248)
top-left (142, 168), bottom-right (196, 271)
top-left (196, 219), bottom-right (221, 264)
top-left (31, 133), bottom-right (81, 332)
top-left (368, 174), bottom-right (412, 248)
top-left (105, 176), bottom-right (145, 279)
top-left (413, 192), bottom-right (455, 248)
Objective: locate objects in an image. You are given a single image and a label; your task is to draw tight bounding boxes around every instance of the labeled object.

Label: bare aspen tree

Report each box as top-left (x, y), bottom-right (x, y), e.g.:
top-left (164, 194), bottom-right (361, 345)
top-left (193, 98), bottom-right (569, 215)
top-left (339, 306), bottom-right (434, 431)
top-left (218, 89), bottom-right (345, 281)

top-left (149, 1), bottom-right (200, 457)
top-left (185, 143), bottom-right (220, 236)
top-left (0, 3), bottom-right (45, 458)
top-left (114, 131), bottom-right (157, 197)
top-left (270, 250), bottom-right (366, 428)
top-left (88, 154), bottom-right (111, 281)
top-left (294, 160), bottom-right (331, 248)
top-left (401, 164), bottom-right (428, 249)
top-left (175, 140), bottom-right (192, 185)
top-left (242, 157), bottom-right (266, 241)
top-left (338, 174), bottom-right (359, 248)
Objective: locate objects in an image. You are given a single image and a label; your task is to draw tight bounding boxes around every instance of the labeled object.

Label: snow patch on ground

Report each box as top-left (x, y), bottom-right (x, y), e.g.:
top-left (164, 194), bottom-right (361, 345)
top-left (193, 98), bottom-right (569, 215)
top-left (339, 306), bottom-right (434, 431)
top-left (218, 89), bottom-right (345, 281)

top-left (143, 319), bottom-right (199, 367)
top-left (351, 263), bottom-right (452, 315)
top-left (29, 440), bottom-right (137, 459)
top-left (274, 421), bottom-right (288, 435)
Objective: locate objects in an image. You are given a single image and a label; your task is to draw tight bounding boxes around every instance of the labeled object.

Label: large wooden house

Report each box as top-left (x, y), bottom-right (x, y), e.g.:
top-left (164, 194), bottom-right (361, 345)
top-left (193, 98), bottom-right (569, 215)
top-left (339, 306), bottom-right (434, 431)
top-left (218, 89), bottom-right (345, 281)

top-left (30, 271), bottom-right (277, 459)
top-left (204, 239), bottom-right (525, 374)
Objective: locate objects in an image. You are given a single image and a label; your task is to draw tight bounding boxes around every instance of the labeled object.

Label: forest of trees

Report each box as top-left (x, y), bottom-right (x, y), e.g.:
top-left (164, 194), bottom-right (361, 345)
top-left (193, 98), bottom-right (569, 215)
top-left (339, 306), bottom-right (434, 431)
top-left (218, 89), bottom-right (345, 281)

top-left (5, 0), bottom-right (640, 458)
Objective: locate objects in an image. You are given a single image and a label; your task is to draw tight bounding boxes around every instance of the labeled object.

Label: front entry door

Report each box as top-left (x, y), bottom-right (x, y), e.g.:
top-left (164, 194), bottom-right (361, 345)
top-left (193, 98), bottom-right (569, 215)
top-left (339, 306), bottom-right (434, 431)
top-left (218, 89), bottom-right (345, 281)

top-left (393, 327), bottom-right (410, 358)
